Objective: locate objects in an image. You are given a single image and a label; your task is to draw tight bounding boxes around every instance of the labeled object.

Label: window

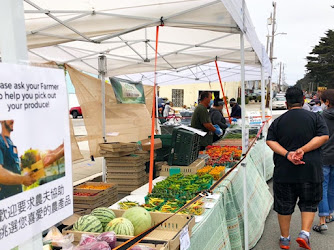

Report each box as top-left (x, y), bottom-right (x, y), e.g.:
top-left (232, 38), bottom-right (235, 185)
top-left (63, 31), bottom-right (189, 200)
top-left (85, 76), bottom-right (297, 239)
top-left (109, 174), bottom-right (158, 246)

top-left (172, 89), bottom-right (184, 107)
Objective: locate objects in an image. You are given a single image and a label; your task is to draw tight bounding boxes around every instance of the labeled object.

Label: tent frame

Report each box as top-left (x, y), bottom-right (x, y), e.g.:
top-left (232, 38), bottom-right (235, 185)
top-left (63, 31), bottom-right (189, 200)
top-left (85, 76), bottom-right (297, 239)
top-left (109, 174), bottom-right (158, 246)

top-left (1, 1), bottom-right (273, 249)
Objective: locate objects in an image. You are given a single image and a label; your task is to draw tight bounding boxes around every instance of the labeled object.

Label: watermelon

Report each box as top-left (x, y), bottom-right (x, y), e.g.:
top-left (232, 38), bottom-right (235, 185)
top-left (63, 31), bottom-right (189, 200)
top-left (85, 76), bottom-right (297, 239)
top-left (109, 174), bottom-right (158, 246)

top-left (104, 217), bottom-right (134, 236)
top-left (90, 207), bottom-right (116, 228)
top-left (122, 207), bottom-right (152, 236)
top-left (73, 215), bottom-right (103, 233)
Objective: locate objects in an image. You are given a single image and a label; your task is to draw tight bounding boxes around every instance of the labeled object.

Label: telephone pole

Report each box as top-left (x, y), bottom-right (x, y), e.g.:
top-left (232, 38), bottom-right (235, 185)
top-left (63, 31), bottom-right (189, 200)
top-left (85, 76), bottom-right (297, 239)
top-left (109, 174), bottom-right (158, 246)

top-left (278, 62), bottom-right (282, 92)
top-left (266, 2), bottom-right (277, 107)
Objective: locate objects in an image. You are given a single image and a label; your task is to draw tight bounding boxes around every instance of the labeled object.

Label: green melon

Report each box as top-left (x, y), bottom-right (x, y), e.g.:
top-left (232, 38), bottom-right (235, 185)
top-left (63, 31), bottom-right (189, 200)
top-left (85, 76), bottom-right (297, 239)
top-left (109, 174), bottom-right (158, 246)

top-left (122, 207), bottom-right (152, 236)
top-left (90, 207), bottom-right (116, 228)
top-left (105, 217), bottom-right (134, 236)
top-left (73, 215), bottom-right (103, 233)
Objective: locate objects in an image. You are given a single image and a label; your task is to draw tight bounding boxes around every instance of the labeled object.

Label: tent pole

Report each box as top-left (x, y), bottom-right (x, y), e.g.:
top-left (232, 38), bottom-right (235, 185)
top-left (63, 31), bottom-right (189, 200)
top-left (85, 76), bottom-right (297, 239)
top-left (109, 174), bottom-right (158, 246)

top-left (0, 0), bottom-right (28, 63)
top-left (0, 1), bottom-right (42, 249)
top-left (214, 60), bottom-right (232, 124)
top-left (261, 66), bottom-right (266, 179)
top-left (241, 0), bottom-right (248, 247)
top-left (149, 26), bottom-right (160, 193)
top-left (98, 55), bottom-right (107, 182)
top-left (240, 32), bottom-right (248, 249)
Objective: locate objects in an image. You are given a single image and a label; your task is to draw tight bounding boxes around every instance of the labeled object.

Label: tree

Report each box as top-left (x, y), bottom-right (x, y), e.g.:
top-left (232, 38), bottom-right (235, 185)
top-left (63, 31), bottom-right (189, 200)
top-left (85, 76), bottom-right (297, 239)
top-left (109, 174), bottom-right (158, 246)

top-left (305, 29), bottom-right (334, 89)
top-left (295, 73), bottom-right (314, 91)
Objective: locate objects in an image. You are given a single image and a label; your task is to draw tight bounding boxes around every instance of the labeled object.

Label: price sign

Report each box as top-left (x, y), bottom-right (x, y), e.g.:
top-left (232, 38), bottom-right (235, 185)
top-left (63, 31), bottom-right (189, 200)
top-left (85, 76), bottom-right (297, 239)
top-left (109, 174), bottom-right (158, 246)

top-left (180, 225), bottom-right (191, 250)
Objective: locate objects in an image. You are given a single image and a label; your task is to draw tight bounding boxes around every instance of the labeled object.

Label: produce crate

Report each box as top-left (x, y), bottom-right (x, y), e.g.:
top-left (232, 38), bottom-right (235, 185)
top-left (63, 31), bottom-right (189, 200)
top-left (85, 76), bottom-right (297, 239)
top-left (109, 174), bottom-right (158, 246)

top-left (168, 128), bottom-right (200, 166)
top-left (99, 142), bottom-right (138, 151)
top-left (63, 210), bottom-right (195, 250)
top-left (107, 169), bottom-right (146, 179)
top-left (100, 150), bottom-right (136, 157)
top-left (105, 154), bottom-right (146, 162)
top-left (73, 182), bottom-right (118, 210)
top-left (116, 182), bottom-right (146, 194)
top-left (160, 125), bottom-right (180, 135)
top-left (73, 208), bottom-right (91, 216)
top-left (156, 147), bottom-right (171, 161)
top-left (106, 174), bottom-right (146, 185)
top-left (115, 239), bottom-right (169, 250)
top-left (160, 158), bottom-right (205, 176)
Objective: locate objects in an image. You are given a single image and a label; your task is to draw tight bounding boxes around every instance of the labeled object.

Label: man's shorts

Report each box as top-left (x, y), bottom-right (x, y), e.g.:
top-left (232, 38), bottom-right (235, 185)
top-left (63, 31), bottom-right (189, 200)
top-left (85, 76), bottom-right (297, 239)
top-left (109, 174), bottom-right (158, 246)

top-left (273, 182), bottom-right (323, 215)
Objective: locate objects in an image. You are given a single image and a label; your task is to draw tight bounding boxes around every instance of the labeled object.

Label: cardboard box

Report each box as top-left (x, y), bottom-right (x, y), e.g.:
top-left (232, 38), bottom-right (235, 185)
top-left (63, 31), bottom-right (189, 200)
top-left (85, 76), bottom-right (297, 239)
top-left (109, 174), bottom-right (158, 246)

top-left (141, 138), bottom-right (162, 151)
top-left (160, 158), bottom-right (205, 176)
top-left (115, 238), bottom-right (169, 250)
top-left (63, 210), bottom-right (194, 250)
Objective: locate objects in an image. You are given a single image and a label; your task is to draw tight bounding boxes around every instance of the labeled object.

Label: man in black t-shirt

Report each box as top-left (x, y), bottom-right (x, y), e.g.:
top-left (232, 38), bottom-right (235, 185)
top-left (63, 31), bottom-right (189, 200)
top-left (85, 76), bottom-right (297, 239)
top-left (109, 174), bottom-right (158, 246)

top-left (266, 87), bottom-right (329, 250)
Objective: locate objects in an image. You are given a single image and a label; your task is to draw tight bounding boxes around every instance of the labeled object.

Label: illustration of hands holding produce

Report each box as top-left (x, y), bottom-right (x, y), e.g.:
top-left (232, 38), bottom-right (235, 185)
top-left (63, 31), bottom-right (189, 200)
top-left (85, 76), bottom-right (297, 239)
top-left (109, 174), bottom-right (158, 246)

top-left (20, 143), bottom-right (65, 190)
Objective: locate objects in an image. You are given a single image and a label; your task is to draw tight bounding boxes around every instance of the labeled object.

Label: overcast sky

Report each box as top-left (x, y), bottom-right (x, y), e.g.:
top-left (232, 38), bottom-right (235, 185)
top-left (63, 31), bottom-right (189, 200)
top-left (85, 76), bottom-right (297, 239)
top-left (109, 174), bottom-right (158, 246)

top-left (247, 0), bottom-right (334, 85)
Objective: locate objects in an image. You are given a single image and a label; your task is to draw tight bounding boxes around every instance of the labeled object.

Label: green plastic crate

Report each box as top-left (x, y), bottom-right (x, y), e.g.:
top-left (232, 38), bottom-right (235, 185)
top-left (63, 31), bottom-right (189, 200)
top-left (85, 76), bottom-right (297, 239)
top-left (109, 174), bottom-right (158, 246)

top-left (168, 128), bottom-right (200, 166)
top-left (155, 147), bottom-right (171, 161)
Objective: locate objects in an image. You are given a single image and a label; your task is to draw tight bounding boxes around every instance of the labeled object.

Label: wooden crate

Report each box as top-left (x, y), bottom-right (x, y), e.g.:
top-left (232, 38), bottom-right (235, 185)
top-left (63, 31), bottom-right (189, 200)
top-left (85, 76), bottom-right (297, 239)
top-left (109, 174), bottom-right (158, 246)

top-left (63, 210), bottom-right (194, 250)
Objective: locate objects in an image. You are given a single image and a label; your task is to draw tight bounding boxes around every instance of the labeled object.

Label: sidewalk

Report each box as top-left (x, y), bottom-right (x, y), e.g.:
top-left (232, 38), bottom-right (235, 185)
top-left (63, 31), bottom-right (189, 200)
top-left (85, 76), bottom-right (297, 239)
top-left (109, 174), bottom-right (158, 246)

top-left (71, 124), bottom-right (103, 186)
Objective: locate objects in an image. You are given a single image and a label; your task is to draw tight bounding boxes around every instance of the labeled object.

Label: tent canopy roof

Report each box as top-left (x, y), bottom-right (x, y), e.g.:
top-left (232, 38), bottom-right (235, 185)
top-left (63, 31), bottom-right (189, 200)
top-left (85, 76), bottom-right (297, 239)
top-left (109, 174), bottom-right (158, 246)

top-left (24, 0), bottom-right (270, 79)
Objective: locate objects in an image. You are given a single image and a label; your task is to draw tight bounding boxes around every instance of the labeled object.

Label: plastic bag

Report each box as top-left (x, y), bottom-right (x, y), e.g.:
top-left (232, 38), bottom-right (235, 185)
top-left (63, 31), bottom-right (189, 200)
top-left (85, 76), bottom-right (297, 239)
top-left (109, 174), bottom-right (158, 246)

top-left (43, 226), bottom-right (74, 248)
top-left (130, 246), bottom-right (155, 250)
top-left (96, 232), bottom-right (116, 248)
top-left (79, 234), bottom-right (98, 246)
top-left (75, 241), bottom-right (111, 250)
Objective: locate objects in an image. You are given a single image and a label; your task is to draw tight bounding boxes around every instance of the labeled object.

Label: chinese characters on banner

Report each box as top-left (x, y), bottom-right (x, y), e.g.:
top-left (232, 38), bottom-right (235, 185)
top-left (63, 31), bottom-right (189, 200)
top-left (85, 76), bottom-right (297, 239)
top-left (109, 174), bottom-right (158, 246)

top-left (0, 63), bottom-right (73, 249)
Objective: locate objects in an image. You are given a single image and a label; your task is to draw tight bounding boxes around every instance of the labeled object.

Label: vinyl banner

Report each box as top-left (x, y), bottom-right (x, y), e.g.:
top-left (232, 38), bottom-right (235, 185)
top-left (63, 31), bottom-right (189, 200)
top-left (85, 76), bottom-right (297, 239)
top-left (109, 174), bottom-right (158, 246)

top-left (0, 63), bottom-right (73, 249)
top-left (110, 77), bottom-right (145, 104)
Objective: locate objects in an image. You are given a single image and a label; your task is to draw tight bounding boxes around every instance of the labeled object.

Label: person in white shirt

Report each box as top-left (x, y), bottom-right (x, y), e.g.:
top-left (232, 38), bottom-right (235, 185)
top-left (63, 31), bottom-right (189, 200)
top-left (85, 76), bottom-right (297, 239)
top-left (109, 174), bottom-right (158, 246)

top-left (163, 101), bottom-right (174, 117)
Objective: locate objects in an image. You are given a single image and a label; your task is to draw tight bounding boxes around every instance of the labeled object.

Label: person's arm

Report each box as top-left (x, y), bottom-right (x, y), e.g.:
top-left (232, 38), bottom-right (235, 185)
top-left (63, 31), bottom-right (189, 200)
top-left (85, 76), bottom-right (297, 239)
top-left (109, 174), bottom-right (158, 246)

top-left (203, 123), bottom-right (216, 132)
top-left (236, 106), bottom-right (242, 118)
top-left (230, 107), bottom-right (236, 117)
top-left (294, 114), bottom-right (329, 159)
top-left (266, 121), bottom-right (304, 165)
top-left (212, 112), bottom-right (228, 130)
top-left (0, 165), bottom-right (35, 186)
top-left (43, 143), bottom-right (65, 167)
top-left (299, 136), bottom-right (329, 153)
top-left (266, 141), bottom-right (305, 165)
top-left (266, 140), bottom-right (289, 157)
top-left (198, 108), bottom-right (216, 132)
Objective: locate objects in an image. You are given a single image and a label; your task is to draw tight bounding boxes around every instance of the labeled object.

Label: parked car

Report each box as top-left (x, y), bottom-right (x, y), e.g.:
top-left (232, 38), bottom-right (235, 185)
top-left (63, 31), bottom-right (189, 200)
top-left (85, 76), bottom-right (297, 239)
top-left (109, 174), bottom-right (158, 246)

top-left (247, 93), bottom-right (261, 102)
top-left (69, 106), bottom-right (83, 118)
top-left (272, 96), bottom-right (287, 110)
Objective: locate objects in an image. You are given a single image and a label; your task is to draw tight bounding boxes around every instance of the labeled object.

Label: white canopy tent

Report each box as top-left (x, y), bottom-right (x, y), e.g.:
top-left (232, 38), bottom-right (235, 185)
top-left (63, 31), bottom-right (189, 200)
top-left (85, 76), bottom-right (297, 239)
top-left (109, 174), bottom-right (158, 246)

top-left (120, 61), bottom-right (265, 86)
top-left (0, 1), bottom-right (272, 248)
top-left (23, 0), bottom-right (271, 76)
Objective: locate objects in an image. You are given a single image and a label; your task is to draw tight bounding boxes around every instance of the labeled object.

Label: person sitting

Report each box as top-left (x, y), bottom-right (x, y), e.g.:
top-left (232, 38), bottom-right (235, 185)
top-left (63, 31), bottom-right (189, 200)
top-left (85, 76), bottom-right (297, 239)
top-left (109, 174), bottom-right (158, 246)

top-left (209, 98), bottom-right (228, 142)
top-left (229, 98), bottom-right (241, 118)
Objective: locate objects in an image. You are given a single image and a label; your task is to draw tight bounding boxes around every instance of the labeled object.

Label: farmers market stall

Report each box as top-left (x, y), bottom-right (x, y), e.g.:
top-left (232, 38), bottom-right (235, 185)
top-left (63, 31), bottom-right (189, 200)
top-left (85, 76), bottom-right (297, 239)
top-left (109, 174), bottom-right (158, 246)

top-left (104, 139), bottom-right (274, 249)
top-left (0, 0), bottom-right (274, 249)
